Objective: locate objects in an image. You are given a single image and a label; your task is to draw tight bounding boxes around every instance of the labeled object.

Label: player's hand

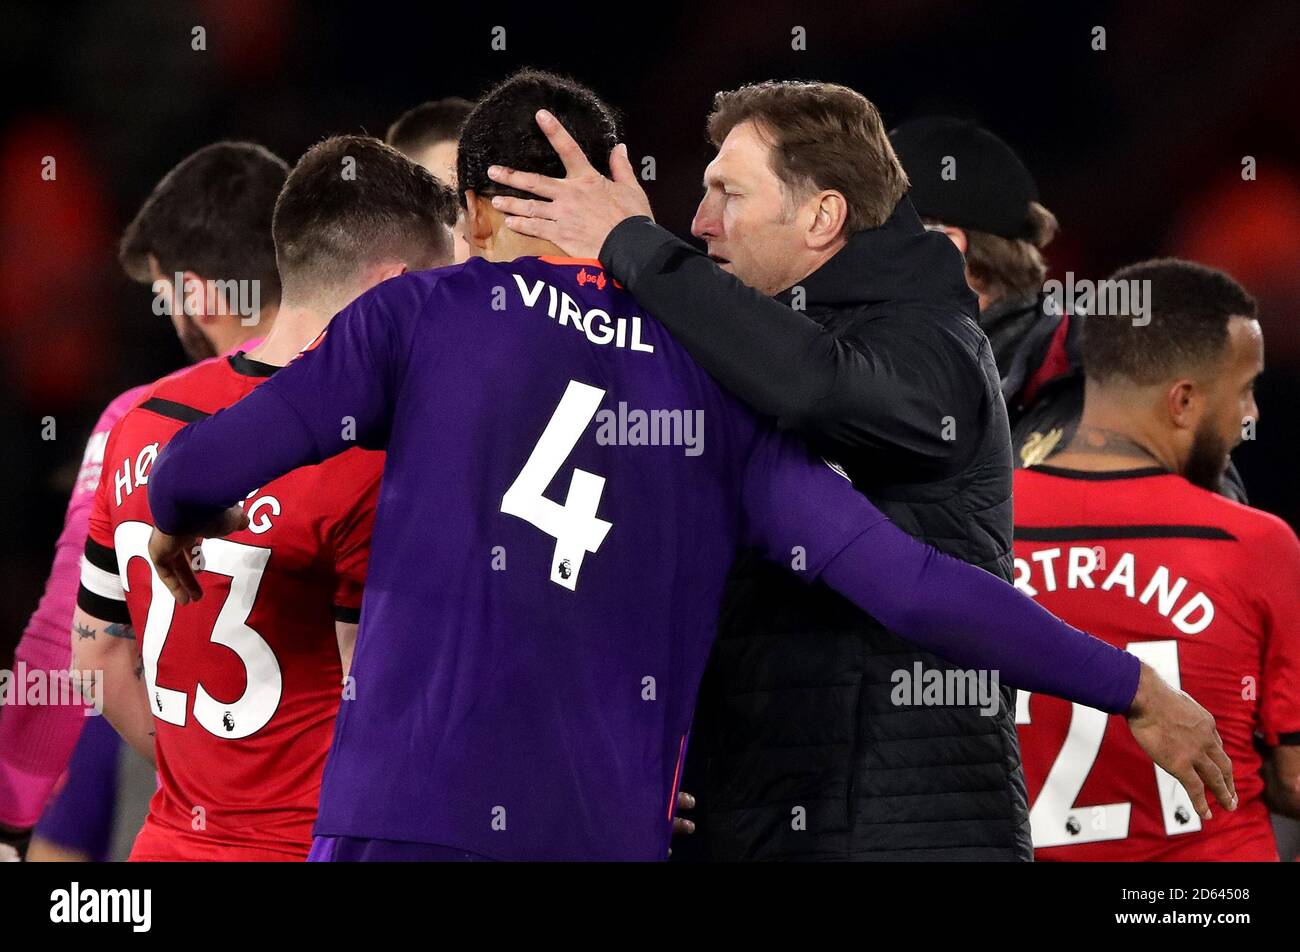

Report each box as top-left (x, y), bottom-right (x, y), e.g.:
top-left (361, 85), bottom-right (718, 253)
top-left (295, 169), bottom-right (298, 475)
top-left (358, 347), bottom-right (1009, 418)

top-left (673, 790), bottom-right (696, 836)
top-left (486, 109), bottom-right (653, 260)
top-left (1125, 662), bottom-right (1237, 820)
top-left (147, 506), bottom-right (249, 606)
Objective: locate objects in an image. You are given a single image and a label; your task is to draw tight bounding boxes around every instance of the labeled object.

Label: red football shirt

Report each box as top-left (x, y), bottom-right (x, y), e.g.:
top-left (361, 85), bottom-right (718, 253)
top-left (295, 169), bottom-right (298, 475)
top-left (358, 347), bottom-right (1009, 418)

top-left (78, 352), bottom-right (382, 861)
top-left (1013, 465), bottom-right (1300, 861)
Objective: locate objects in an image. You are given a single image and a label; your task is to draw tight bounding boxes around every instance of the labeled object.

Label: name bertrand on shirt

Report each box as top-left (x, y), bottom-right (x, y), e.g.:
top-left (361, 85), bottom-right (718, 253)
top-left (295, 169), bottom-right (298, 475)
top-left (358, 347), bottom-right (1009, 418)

top-left (1013, 545), bottom-right (1214, 636)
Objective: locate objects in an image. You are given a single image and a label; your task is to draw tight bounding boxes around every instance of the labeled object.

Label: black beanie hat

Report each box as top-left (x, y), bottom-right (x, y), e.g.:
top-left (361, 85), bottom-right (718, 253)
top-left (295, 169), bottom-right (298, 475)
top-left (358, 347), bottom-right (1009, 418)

top-left (889, 117), bottom-right (1039, 241)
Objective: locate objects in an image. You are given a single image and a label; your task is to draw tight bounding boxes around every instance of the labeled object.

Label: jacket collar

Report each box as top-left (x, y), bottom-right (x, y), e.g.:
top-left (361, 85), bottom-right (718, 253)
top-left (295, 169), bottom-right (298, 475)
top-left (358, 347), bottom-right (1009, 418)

top-left (984, 293), bottom-right (1084, 408)
top-left (774, 196), bottom-right (979, 323)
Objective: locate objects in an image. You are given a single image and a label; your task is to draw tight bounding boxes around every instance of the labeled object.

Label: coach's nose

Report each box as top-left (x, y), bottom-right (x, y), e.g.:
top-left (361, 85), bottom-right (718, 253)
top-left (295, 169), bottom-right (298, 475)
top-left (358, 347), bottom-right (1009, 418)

top-left (691, 192), bottom-right (722, 242)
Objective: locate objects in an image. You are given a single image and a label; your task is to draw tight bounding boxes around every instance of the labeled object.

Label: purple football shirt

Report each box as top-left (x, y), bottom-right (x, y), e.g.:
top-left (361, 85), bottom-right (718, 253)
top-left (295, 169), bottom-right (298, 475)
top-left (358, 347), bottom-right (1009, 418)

top-left (148, 256), bottom-right (1138, 860)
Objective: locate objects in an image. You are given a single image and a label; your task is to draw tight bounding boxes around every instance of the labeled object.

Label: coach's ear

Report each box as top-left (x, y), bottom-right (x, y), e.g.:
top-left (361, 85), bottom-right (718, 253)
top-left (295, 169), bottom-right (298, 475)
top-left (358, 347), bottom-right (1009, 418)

top-left (805, 189), bottom-right (849, 253)
top-left (462, 189), bottom-right (494, 252)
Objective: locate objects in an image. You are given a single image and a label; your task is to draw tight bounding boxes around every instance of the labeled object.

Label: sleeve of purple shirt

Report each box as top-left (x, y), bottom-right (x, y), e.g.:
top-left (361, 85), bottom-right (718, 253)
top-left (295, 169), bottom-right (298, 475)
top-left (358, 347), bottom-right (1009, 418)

top-left (741, 429), bottom-right (1141, 715)
top-left (149, 274), bottom-right (425, 536)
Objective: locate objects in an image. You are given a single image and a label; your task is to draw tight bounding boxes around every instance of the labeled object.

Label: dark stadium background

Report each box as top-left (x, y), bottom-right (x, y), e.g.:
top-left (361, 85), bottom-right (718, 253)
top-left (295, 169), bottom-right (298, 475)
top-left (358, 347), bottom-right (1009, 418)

top-left (2, 0), bottom-right (1299, 660)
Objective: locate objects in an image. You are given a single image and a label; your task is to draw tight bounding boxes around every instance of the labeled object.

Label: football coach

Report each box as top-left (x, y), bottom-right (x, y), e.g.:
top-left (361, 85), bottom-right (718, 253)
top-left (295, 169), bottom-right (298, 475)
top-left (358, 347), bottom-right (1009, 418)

top-left (490, 82), bottom-right (1080, 861)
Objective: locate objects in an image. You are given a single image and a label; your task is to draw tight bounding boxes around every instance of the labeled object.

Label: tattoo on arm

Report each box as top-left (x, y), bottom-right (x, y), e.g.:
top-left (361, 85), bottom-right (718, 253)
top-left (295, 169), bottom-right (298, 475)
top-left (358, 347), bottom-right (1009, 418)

top-left (104, 622), bottom-right (136, 640)
top-left (74, 620), bottom-right (135, 642)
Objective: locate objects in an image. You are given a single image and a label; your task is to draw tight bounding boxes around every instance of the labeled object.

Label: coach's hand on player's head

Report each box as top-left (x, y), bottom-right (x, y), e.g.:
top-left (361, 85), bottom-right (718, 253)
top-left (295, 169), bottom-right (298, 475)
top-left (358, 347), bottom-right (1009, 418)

top-left (147, 506), bottom-right (250, 606)
top-left (1125, 662), bottom-right (1237, 820)
top-left (487, 109), bottom-right (653, 260)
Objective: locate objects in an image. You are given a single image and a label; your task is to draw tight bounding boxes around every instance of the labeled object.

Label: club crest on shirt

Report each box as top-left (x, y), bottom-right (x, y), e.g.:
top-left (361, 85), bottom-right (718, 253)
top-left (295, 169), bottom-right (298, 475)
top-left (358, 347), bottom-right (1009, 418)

top-left (1020, 428), bottom-right (1063, 467)
top-left (575, 267), bottom-right (606, 290)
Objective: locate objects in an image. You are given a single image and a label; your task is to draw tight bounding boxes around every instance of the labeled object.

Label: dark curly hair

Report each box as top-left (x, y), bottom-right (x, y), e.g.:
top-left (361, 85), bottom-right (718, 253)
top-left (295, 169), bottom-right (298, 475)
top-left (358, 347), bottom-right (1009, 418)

top-left (457, 69), bottom-right (619, 207)
top-left (1084, 258), bottom-right (1258, 386)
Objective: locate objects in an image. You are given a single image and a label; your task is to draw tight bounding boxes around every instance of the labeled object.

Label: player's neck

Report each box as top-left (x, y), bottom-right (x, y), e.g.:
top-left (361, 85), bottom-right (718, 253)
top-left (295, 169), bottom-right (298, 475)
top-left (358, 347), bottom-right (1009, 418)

top-left (480, 229), bottom-right (565, 263)
top-left (243, 301), bottom-right (329, 367)
top-left (1050, 398), bottom-right (1180, 474)
top-left (206, 305), bottom-right (278, 357)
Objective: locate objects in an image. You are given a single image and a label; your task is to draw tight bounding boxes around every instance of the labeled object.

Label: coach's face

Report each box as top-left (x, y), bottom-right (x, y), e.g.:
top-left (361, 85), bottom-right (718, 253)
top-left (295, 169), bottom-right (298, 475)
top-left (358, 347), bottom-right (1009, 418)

top-left (1185, 316), bottom-right (1263, 490)
top-left (692, 121), bottom-right (820, 297)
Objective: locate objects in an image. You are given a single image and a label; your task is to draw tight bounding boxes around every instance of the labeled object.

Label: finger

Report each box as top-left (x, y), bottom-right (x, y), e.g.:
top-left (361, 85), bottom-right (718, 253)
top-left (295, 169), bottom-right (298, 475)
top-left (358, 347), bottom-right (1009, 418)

top-left (1197, 751), bottom-right (1235, 813)
top-left (1175, 765), bottom-right (1211, 820)
top-left (491, 194), bottom-right (558, 221)
top-left (176, 549), bottom-right (204, 603)
top-left (676, 790), bottom-right (696, 811)
top-left (502, 215), bottom-right (561, 243)
top-left (205, 505), bottom-right (250, 538)
top-left (171, 540), bottom-right (206, 604)
top-left (1209, 730), bottom-right (1237, 809)
top-left (610, 143), bottom-right (637, 185)
top-left (672, 817), bottom-right (696, 835)
top-left (486, 165), bottom-right (562, 200)
top-left (536, 109), bottom-right (595, 176)
top-left (153, 553), bottom-right (193, 606)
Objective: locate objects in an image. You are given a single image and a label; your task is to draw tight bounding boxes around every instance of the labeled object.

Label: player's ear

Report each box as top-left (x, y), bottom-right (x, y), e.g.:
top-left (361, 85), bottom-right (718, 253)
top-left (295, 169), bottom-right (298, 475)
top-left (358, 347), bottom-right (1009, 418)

top-left (1167, 379), bottom-right (1200, 429)
top-left (461, 189), bottom-right (493, 250)
top-left (182, 270), bottom-right (216, 323)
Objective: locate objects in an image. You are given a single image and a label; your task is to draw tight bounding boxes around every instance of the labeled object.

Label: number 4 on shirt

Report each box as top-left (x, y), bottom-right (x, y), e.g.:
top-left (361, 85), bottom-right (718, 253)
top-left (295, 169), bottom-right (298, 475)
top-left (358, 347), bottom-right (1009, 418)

top-left (501, 380), bottom-right (614, 591)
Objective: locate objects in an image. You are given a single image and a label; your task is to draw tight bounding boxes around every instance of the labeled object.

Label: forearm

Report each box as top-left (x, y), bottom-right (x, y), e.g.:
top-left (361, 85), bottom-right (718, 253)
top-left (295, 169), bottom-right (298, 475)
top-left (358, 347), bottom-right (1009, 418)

top-left (818, 521), bottom-right (1141, 714)
top-left (0, 508), bottom-right (97, 828)
top-left (149, 385), bottom-right (324, 536)
top-left (69, 611), bottom-right (154, 764)
top-left (0, 637), bottom-right (84, 828)
top-left (0, 630), bottom-right (88, 828)
top-left (150, 279), bottom-right (411, 537)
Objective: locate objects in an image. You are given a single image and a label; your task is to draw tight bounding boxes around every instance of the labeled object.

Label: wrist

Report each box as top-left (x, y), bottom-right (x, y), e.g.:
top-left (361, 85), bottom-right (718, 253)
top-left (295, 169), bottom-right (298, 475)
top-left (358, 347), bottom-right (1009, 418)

top-left (597, 215), bottom-right (657, 268)
top-left (1126, 661), bottom-right (1160, 718)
